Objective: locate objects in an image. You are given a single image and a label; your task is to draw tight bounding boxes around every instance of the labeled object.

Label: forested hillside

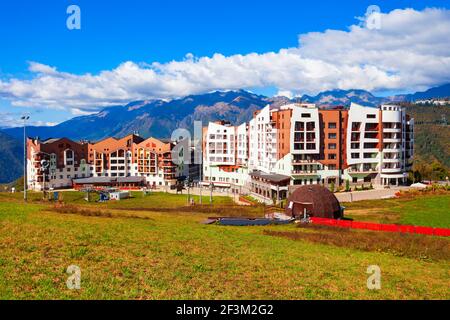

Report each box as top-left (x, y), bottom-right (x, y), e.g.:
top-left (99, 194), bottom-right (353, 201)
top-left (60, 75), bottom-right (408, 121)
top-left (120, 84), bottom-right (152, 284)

top-left (405, 104), bottom-right (450, 181)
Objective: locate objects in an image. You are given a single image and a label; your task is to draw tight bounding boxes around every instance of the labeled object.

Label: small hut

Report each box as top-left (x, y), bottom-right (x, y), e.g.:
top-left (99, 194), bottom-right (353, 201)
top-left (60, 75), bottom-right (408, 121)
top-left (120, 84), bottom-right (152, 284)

top-left (285, 185), bottom-right (343, 219)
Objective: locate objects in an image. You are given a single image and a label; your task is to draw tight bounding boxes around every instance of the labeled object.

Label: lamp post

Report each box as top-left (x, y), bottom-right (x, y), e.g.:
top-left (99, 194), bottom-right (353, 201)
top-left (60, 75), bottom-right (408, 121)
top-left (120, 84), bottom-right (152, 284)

top-left (209, 164), bottom-right (213, 204)
top-left (35, 150), bottom-right (52, 196)
top-left (21, 115), bottom-right (30, 202)
top-left (40, 159), bottom-right (50, 198)
top-left (187, 174), bottom-right (190, 205)
top-left (199, 179), bottom-right (202, 205)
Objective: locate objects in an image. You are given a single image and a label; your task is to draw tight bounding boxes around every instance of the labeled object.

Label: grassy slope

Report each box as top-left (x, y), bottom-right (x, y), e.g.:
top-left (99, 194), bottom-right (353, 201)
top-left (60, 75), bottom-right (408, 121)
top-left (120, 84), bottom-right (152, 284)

top-left (344, 194), bottom-right (450, 228)
top-left (0, 192), bottom-right (449, 299)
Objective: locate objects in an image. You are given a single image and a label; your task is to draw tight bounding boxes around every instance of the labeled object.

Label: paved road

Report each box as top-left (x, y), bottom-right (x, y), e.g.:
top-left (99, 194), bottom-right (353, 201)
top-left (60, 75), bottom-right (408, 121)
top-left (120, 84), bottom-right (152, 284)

top-left (335, 187), bottom-right (409, 203)
top-left (50, 185), bottom-right (412, 204)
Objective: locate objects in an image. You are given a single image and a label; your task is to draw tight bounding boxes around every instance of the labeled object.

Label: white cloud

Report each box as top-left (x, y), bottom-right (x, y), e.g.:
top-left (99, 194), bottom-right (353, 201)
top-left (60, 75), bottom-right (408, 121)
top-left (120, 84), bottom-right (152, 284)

top-left (0, 7), bottom-right (449, 111)
top-left (0, 112), bottom-right (60, 128)
top-left (276, 90), bottom-right (294, 99)
top-left (27, 62), bottom-right (59, 76)
top-left (70, 108), bottom-right (98, 116)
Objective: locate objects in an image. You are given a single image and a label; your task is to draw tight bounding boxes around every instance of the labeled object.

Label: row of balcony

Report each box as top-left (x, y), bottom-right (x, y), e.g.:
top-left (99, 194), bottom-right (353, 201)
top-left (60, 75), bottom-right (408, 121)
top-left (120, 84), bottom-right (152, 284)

top-left (292, 170), bottom-right (319, 175)
top-left (292, 159), bottom-right (320, 164)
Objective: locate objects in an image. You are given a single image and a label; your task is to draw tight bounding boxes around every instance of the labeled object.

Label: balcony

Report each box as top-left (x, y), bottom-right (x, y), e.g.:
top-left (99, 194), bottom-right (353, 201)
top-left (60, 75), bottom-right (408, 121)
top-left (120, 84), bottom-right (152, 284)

top-left (383, 145), bottom-right (401, 152)
top-left (382, 167), bottom-right (402, 173)
top-left (383, 128), bottom-right (402, 133)
top-left (351, 123), bottom-right (361, 131)
top-left (365, 126), bottom-right (379, 132)
top-left (292, 170), bottom-right (319, 176)
top-left (347, 167), bottom-right (378, 174)
top-left (292, 159), bottom-right (319, 164)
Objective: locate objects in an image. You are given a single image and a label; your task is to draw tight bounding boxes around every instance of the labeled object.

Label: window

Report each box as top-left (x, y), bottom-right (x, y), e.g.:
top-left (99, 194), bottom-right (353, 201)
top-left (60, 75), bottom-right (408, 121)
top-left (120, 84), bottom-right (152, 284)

top-left (352, 177), bottom-right (358, 183)
top-left (294, 122), bottom-right (304, 131)
top-left (351, 153), bottom-right (360, 159)
top-left (328, 143), bottom-right (337, 150)
top-left (367, 114), bottom-right (376, 119)
top-left (328, 122), bottom-right (337, 129)
top-left (294, 132), bottom-right (304, 142)
top-left (328, 164), bottom-right (337, 170)
top-left (328, 154), bottom-right (337, 160)
top-left (328, 133), bottom-right (337, 139)
top-left (306, 122), bottom-right (315, 131)
top-left (301, 113), bottom-right (311, 118)
top-left (364, 143), bottom-right (378, 149)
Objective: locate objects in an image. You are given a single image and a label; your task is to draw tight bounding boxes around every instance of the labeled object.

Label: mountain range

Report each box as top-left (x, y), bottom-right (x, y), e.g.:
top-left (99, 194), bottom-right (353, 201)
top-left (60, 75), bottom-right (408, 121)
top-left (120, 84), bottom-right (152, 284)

top-left (0, 131), bottom-right (23, 183)
top-left (300, 89), bottom-right (385, 106)
top-left (1, 90), bottom-right (290, 142)
top-left (0, 83), bottom-right (449, 183)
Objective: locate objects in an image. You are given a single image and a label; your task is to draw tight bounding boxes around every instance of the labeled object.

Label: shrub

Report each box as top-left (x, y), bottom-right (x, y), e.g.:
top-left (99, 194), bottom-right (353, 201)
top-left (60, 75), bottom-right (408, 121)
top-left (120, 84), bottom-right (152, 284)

top-left (345, 180), bottom-right (350, 192)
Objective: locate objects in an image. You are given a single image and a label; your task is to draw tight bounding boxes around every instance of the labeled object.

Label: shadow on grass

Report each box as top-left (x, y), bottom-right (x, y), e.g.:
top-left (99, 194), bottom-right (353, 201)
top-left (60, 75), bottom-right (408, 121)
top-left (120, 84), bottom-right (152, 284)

top-left (50, 204), bottom-right (154, 220)
top-left (113, 204), bottom-right (264, 217)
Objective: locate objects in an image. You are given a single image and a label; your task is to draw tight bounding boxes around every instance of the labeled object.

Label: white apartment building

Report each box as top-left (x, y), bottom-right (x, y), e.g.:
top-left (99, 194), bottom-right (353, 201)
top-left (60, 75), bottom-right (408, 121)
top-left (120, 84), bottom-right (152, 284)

top-left (202, 102), bottom-right (414, 201)
top-left (344, 103), bottom-right (414, 186)
top-left (203, 121), bottom-right (250, 188)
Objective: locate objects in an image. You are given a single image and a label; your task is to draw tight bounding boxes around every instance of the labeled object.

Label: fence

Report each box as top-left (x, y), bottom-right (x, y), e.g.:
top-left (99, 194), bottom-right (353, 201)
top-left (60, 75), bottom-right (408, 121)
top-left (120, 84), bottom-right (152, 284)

top-left (309, 217), bottom-right (450, 237)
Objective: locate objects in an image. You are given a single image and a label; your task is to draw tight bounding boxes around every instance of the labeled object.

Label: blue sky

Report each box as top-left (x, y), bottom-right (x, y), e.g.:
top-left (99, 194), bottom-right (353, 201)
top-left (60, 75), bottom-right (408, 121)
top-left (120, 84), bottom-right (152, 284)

top-left (1, 0), bottom-right (450, 127)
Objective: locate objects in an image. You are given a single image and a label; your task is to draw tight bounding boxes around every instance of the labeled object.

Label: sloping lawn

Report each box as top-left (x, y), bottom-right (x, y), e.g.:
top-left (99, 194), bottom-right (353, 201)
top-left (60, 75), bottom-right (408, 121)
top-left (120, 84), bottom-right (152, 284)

top-left (344, 194), bottom-right (450, 228)
top-left (395, 195), bottom-right (450, 228)
top-left (0, 195), bottom-right (449, 300)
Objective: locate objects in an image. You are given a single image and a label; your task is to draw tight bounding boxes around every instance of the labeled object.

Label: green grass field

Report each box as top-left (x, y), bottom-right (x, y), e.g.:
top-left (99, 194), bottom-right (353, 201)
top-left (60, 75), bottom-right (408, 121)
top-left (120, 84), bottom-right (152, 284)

top-left (0, 191), bottom-right (449, 299)
top-left (344, 194), bottom-right (450, 228)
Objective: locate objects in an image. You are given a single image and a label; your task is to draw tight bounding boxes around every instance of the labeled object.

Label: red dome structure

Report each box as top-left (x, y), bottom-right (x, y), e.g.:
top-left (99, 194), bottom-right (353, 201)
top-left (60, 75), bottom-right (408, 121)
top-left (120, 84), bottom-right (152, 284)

top-left (285, 185), bottom-right (343, 219)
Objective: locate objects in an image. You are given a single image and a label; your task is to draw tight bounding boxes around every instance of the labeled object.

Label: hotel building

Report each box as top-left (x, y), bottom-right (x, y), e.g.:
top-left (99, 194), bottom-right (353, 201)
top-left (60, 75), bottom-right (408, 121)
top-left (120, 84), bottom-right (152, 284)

top-left (26, 134), bottom-right (188, 191)
top-left (202, 102), bottom-right (414, 202)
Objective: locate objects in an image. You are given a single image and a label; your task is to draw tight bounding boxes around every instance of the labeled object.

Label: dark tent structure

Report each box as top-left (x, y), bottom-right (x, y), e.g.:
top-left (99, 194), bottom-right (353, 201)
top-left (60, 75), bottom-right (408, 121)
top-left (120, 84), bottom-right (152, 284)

top-left (285, 185), bottom-right (343, 219)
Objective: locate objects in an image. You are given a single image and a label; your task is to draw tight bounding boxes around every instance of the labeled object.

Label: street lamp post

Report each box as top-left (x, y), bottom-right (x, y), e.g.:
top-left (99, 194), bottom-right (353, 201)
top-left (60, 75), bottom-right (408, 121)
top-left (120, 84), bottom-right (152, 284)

top-left (209, 165), bottom-right (213, 204)
top-left (40, 159), bottom-right (50, 199)
top-left (199, 181), bottom-right (202, 204)
top-left (187, 175), bottom-right (190, 205)
top-left (21, 115), bottom-right (29, 202)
